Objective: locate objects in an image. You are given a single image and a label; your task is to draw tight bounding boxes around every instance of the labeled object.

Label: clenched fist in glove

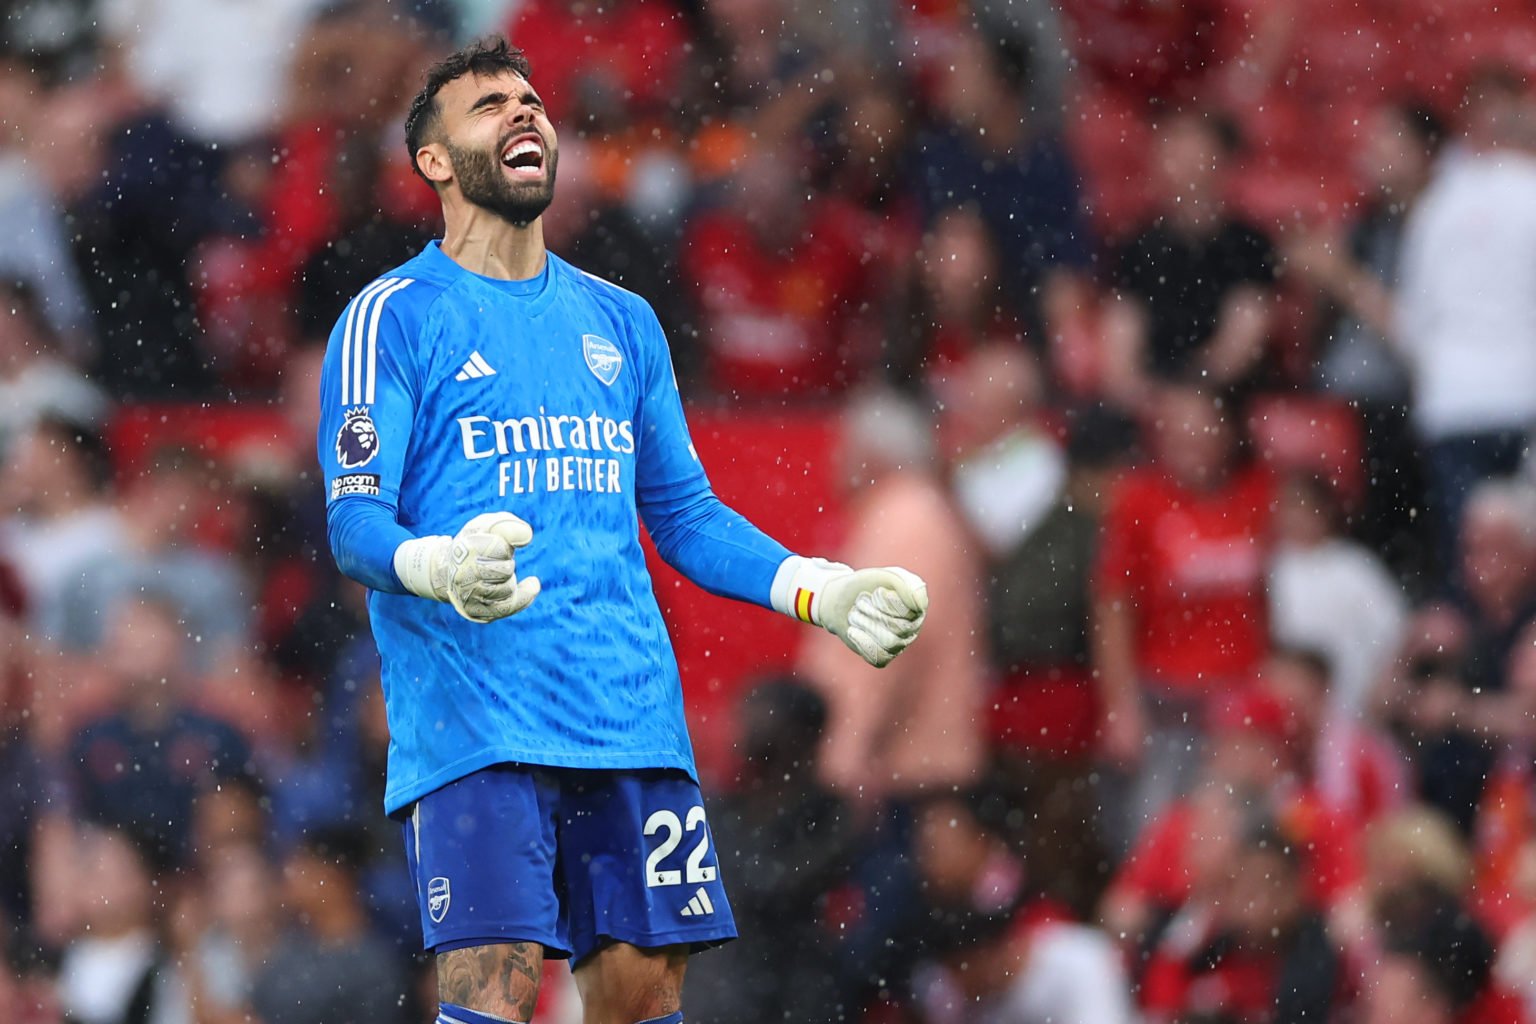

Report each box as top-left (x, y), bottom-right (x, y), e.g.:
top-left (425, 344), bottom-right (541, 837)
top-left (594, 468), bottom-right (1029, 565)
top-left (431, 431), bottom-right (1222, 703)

top-left (393, 512), bottom-right (542, 623)
top-left (771, 556), bottom-right (929, 667)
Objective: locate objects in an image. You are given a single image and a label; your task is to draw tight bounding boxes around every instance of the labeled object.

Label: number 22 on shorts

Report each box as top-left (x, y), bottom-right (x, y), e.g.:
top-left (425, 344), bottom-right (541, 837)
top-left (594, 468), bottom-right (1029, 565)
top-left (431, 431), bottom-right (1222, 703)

top-left (643, 805), bottom-right (717, 887)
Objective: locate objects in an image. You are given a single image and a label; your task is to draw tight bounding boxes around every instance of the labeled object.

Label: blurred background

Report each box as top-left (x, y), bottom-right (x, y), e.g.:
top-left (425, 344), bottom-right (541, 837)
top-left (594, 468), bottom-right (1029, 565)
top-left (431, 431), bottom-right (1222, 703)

top-left (3, 0), bottom-right (1536, 1021)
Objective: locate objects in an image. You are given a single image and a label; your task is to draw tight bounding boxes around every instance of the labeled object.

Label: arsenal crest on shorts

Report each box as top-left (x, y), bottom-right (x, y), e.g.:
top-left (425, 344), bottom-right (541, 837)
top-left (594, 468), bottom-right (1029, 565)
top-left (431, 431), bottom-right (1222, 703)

top-left (583, 334), bottom-right (622, 386)
top-left (428, 876), bottom-right (451, 923)
top-left (336, 407), bottom-right (381, 469)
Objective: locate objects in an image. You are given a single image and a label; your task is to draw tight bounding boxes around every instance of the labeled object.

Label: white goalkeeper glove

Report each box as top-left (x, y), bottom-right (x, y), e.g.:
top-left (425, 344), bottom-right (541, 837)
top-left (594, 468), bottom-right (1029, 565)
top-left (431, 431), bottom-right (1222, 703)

top-left (771, 555), bottom-right (929, 667)
top-left (392, 512), bottom-right (541, 623)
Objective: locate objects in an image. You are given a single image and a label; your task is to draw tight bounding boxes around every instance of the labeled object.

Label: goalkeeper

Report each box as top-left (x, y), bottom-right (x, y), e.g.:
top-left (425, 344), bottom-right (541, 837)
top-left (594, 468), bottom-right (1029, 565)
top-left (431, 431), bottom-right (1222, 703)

top-left (317, 35), bottom-right (927, 1024)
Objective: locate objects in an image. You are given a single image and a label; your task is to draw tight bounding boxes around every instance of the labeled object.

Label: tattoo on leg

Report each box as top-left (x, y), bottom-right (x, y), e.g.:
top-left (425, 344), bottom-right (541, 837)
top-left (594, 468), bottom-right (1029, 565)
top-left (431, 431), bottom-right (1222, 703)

top-left (438, 946), bottom-right (500, 1006)
top-left (499, 943), bottom-right (541, 1002)
top-left (437, 942), bottom-right (542, 1021)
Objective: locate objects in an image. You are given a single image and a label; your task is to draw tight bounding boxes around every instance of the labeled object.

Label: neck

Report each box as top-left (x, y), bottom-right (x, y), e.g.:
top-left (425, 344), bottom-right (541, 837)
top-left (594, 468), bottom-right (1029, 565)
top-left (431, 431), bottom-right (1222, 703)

top-left (440, 201), bottom-right (547, 281)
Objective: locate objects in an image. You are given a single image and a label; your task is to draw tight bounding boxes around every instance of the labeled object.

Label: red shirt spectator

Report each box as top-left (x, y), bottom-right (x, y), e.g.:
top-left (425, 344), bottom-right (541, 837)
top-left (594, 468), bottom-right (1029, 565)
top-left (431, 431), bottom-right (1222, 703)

top-left (1093, 385), bottom-right (1275, 838)
top-left (681, 165), bottom-right (889, 397)
top-left (1095, 460), bottom-right (1272, 692)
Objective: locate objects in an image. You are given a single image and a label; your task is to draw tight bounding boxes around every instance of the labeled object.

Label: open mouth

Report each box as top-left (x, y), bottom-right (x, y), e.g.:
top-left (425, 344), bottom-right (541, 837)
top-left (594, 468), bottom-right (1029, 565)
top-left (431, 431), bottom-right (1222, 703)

top-left (501, 135), bottom-right (545, 179)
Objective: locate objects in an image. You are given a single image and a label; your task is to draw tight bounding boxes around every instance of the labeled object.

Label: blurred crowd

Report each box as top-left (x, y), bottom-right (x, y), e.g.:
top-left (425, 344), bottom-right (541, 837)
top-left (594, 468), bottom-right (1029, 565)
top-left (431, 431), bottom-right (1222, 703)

top-left (4, 0), bottom-right (1536, 1022)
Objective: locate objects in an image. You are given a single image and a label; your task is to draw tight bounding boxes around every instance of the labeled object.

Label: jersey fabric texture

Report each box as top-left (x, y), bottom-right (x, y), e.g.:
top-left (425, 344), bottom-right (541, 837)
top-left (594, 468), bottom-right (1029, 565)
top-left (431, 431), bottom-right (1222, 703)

top-left (403, 764), bottom-right (736, 960)
top-left (317, 242), bottom-right (791, 813)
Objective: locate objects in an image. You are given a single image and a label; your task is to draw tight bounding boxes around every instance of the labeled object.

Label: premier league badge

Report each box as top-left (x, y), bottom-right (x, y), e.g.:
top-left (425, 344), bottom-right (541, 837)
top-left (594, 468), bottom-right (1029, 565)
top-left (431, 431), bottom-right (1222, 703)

top-left (583, 334), bottom-right (623, 386)
top-left (336, 407), bottom-right (381, 469)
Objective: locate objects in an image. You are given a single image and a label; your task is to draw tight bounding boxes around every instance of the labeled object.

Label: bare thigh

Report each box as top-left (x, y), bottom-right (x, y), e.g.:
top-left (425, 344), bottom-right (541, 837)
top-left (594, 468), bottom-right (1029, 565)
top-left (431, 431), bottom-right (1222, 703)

top-left (436, 942), bottom-right (544, 1022)
top-left (573, 942), bottom-right (688, 1024)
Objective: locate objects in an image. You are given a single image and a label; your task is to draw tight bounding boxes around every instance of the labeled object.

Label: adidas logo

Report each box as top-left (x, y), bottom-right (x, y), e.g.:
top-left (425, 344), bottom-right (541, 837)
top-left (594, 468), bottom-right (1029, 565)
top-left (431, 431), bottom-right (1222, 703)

top-left (455, 351), bottom-right (497, 381)
top-left (678, 887), bottom-right (715, 918)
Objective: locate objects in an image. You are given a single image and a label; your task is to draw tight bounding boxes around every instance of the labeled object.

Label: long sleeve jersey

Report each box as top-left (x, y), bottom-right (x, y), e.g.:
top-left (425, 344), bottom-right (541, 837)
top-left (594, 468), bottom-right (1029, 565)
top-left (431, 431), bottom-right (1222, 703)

top-left (318, 242), bottom-right (791, 813)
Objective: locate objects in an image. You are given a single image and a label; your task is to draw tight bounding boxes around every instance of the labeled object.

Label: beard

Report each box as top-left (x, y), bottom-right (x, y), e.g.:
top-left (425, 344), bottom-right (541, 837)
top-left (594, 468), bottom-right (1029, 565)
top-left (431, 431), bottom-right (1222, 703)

top-left (447, 135), bottom-right (558, 227)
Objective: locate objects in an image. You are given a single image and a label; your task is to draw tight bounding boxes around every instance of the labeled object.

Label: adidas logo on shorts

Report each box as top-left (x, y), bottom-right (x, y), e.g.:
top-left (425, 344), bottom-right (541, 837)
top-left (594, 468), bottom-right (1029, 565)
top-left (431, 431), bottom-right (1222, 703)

top-left (678, 887), bottom-right (714, 917)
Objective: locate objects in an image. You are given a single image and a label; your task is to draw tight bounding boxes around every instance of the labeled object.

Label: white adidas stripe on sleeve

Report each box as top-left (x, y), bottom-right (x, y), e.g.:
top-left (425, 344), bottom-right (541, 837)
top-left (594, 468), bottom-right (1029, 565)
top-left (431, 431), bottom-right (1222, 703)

top-left (340, 277), bottom-right (414, 406)
top-left (340, 277), bottom-right (391, 407)
top-left (362, 277), bottom-right (413, 404)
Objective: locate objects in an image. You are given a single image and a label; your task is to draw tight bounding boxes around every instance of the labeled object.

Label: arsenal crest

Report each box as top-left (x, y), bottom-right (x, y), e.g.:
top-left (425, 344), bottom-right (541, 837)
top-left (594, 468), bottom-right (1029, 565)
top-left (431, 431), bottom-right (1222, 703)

top-left (583, 334), bottom-right (622, 386)
top-left (428, 876), bottom-right (451, 923)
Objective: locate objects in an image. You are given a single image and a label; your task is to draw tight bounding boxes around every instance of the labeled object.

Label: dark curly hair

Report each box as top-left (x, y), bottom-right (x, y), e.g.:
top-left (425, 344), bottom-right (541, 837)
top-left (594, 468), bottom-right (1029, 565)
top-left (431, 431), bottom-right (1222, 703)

top-left (403, 36), bottom-right (532, 185)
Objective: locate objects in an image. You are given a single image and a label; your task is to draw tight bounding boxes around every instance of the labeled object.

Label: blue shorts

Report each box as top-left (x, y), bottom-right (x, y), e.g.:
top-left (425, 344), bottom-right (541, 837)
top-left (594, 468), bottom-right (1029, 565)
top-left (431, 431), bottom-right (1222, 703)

top-left (401, 764), bottom-right (736, 963)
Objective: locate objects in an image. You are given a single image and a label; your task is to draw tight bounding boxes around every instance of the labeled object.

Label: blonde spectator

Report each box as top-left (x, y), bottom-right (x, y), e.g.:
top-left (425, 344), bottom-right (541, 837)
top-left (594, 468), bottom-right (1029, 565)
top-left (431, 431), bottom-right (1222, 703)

top-left (1329, 805), bottom-right (1471, 961)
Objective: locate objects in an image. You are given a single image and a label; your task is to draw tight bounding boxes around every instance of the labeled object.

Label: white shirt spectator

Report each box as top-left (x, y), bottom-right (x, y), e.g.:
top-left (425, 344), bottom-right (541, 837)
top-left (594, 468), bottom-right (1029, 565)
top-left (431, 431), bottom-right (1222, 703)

top-left (58, 929), bottom-right (189, 1024)
top-left (1396, 147), bottom-right (1536, 439)
top-left (1, 505), bottom-right (128, 642)
top-left (951, 426), bottom-right (1066, 557)
top-left (918, 920), bottom-right (1137, 1024)
top-left (998, 921), bottom-right (1138, 1024)
top-left (1270, 537), bottom-right (1407, 717)
top-left (101, 0), bottom-right (328, 145)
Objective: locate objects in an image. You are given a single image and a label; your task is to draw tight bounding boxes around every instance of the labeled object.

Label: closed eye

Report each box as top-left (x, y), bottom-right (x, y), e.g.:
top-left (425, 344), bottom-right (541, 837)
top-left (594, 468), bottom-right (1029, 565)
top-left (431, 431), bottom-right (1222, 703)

top-left (468, 89), bottom-right (544, 116)
top-left (468, 91), bottom-right (509, 115)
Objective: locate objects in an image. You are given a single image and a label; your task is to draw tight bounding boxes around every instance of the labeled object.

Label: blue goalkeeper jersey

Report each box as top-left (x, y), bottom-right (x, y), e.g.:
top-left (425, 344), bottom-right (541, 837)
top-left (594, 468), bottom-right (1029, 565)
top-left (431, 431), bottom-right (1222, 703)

top-left (317, 241), bottom-right (790, 814)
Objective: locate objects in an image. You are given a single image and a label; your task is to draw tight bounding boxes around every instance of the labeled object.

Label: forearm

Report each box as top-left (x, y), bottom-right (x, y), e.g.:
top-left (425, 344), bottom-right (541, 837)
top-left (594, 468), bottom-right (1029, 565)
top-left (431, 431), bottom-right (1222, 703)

top-left (326, 496), bottom-right (416, 594)
top-left (643, 480), bottom-right (926, 669)
top-left (640, 489), bottom-right (792, 607)
top-left (1201, 291), bottom-right (1271, 383)
top-left (1093, 594), bottom-right (1139, 707)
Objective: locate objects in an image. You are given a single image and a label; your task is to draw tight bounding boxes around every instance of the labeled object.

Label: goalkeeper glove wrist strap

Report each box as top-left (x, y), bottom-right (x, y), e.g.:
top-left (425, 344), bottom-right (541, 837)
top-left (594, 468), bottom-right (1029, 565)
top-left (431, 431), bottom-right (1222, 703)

top-left (769, 555), bottom-right (851, 627)
top-left (394, 535), bottom-right (451, 601)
